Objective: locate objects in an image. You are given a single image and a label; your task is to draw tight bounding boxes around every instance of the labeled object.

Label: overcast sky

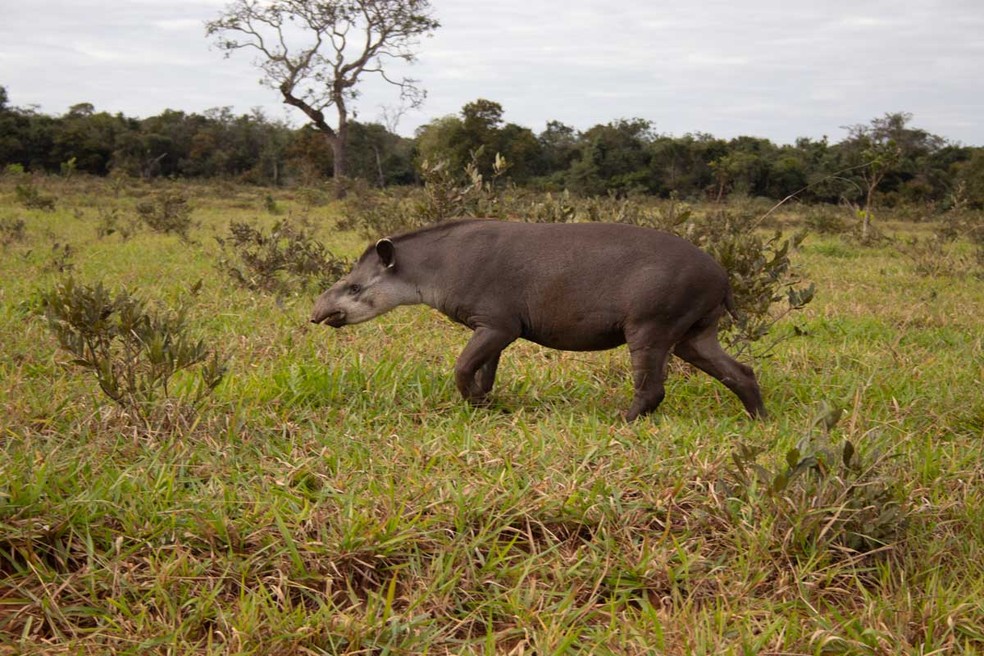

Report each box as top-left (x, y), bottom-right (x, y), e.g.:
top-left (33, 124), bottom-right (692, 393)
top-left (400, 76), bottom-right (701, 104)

top-left (2, 0), bottom-right (983, 145)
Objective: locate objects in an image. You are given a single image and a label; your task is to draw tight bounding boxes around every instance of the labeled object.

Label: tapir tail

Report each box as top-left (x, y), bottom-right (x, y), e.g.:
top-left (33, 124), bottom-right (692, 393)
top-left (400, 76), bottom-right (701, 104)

top-left (724, 285), bottom-right (739, 320)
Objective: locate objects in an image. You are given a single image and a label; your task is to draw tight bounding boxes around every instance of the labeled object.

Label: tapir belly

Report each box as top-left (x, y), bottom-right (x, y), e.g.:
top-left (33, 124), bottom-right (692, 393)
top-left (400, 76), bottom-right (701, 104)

top-left (520, 309), bottom-right (627, 352)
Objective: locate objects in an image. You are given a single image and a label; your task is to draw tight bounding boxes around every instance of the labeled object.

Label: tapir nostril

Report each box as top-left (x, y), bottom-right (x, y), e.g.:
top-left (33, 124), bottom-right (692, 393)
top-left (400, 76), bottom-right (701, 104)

top-left (311, 309), bottom-right (346, 325)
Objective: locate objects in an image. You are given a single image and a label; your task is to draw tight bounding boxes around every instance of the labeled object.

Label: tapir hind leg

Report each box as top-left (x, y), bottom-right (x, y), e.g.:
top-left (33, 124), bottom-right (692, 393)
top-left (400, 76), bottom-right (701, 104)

top-left (475, 352), bottom-right (501, 397)
top-left (673, 323), bottom-right (767, 418)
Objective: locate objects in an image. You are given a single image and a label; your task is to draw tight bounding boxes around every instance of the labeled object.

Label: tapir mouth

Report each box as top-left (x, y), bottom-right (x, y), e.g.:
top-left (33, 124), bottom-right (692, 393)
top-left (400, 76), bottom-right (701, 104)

top-left (311, 310), bottom-right (346, 327)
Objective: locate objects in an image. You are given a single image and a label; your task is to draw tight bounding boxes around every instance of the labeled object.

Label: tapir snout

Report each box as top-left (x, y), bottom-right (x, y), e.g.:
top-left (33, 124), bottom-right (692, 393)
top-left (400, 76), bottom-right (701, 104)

top-left (310, 308), bottom-right (346, 326)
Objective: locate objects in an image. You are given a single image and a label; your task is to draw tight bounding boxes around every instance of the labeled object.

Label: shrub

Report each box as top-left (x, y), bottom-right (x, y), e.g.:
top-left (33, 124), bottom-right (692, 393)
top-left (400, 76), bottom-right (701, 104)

top-left (60, 157), bottom-right (77, 178)
top-left (843, 203), bottom-right (891, 245)
top-left (895, 208), bottom-right (984, 278)
top-left (135, 190), bottom-right (195, 240)
top-left (935, 209), bottom-right (982, 243)
top-left (338, 187), bottom-right (416, 240)
top-left (522, 190), bottom-right (578, 223)
top-left (341, 150), bottom-right (510, 239)
top-left (722, 405), bottom-right (906, 555)
top-left (41, 279), bottom-right (227, 421)
top-left (684, 207), bottom-right (815, 352)
top-left (295, 186), bottom-right (332, 208)
top-left (216, 218), bottom-right (352, 296)
top-left (47, 242), bottom-right (74, 273)
top-left (413, 149), bottom-right (511, 224)
top-left (263, 193), bottom-right (283, 215)
top-left (0, 217), bottom-right (26, 246)
top-left (95, 207), bottom-right (139, 240)
top-left (14, 181), bottom-right (56, 211)
top-left (803, 205), bottom-right (846, 234)
top-left (938, 207), bottom-right (984, 274)
top-left (896, 235), bottom-right (982, 279)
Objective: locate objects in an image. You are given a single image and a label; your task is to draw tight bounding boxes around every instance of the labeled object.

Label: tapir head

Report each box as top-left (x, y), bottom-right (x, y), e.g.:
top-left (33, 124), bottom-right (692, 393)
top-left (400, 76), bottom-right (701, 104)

top-left (310, 238), bottom-right (405, 327)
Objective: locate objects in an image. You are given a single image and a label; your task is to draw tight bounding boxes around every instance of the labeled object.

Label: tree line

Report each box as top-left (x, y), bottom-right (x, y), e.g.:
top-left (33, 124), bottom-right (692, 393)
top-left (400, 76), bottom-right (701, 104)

top-left (3, 86), bottom-right (983, 208)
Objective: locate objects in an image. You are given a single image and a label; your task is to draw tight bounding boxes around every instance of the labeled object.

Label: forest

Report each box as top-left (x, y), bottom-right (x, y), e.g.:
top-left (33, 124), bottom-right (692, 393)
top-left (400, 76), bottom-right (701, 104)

top-left (3, 85), bottom-right (984, 210)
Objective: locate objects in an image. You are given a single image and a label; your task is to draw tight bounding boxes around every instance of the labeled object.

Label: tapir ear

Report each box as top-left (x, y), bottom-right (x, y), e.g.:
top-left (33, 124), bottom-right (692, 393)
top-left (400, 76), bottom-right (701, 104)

top-left (375, 238), bottom-right (396, 269)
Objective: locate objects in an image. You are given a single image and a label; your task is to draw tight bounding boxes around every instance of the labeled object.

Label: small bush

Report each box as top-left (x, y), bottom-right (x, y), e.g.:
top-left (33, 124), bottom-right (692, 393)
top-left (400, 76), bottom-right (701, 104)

top-left (685, 207), bottom-right (815, 352)
top-left (721, 405), bottom-right (906, 556)
top-left (414, 149), bottom-right (511, 224)
top-left (0, 217), bottom-right (26, 246)
top-left (135, 190), bottom-right (195, 240)
top-left (216, 218), bottom-right (352, 296)
top-left (95, 207), bottom-right (139, 240)
top-left (341, 150), bottom-right (510, 239)
top-left (263, 193), bottom-right (283, 215)
top-left (60, 157), bottom-right (78, 178)
top-left (338, 188), bottom-right (416, 239)
top-left (939, 208), bottom-right (984, 276)
top-left (936, 211), bottom-right (978, 243)
top-left (41, 278), bottom-right (226, 421)
top-left (888, 207), bottom-right (983, 278)
top-left (295, 186), bottom-right (331, 208)
top-left (15, 181), bottom-right (56, 211)
top-left (843, 204), bottom-right (891, 246)
top-left (803, 205), bottom-right (846, 234)
top-left (522, 190), bottom-right (578, 223)
top-left (896, 234), bottom-right (982, 279)
top-left (47, 242), bottom-right (74, 273)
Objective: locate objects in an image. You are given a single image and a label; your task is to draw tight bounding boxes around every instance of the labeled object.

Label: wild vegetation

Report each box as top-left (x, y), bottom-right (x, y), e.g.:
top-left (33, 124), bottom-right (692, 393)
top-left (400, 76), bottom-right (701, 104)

top-left (0, 171), bottom-right (981, 654)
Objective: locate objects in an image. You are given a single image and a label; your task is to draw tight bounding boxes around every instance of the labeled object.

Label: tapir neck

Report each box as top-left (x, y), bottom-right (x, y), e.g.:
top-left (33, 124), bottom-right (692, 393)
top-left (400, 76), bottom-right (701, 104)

top-left (386, 223), bottom-right (467, 318)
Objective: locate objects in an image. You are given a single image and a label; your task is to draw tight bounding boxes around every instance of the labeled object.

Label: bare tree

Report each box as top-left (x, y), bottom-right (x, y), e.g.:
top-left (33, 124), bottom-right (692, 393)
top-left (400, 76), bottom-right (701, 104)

top-left (206, 0), bottom-right (439, 184)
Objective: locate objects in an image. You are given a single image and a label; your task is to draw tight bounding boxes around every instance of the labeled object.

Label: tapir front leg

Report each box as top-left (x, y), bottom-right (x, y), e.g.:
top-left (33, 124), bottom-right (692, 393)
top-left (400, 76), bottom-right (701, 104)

top-left (454, 327), bottom-right (517, 406)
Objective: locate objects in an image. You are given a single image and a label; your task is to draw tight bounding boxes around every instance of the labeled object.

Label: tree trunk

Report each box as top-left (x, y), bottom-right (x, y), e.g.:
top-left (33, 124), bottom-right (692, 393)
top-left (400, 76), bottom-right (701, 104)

top-left (277, 83), bottom-right (348, 194)
top-left (373, 145), bottom-right (385, 187)
top-left (329, 107), bottom-right (349, 197)
top-left (862, 187), bottom-right (873, 243)
top-left (861, 172), bottom-right (881, 244)
top-left (328, 134), bottom-right (346, 179)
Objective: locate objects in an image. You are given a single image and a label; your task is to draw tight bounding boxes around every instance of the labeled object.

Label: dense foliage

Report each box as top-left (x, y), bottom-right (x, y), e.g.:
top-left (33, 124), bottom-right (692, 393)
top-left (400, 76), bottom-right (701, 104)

top-left (4, 85), bottom-right (983, 208)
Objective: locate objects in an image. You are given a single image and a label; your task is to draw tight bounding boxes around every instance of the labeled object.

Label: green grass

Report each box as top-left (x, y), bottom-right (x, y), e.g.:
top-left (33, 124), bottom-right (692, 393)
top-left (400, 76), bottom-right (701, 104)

top-left (1, 176), bottom-right (983, 654)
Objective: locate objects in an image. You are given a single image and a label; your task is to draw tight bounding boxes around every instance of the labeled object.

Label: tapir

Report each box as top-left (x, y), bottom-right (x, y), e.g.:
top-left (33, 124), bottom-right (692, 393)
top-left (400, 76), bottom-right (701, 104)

top-left (311, 219), bottom-right (766, 420)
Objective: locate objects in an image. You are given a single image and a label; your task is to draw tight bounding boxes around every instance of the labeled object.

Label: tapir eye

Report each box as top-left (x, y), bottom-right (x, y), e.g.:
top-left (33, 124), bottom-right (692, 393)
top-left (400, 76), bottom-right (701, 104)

top-left (348, 283), bottom-right (362, 295)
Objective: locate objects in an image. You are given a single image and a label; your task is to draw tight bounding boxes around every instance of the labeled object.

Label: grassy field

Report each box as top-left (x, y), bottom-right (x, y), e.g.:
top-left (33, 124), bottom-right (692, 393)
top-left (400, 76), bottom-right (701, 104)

top-left (1, 176), bottom-right (982, 655)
